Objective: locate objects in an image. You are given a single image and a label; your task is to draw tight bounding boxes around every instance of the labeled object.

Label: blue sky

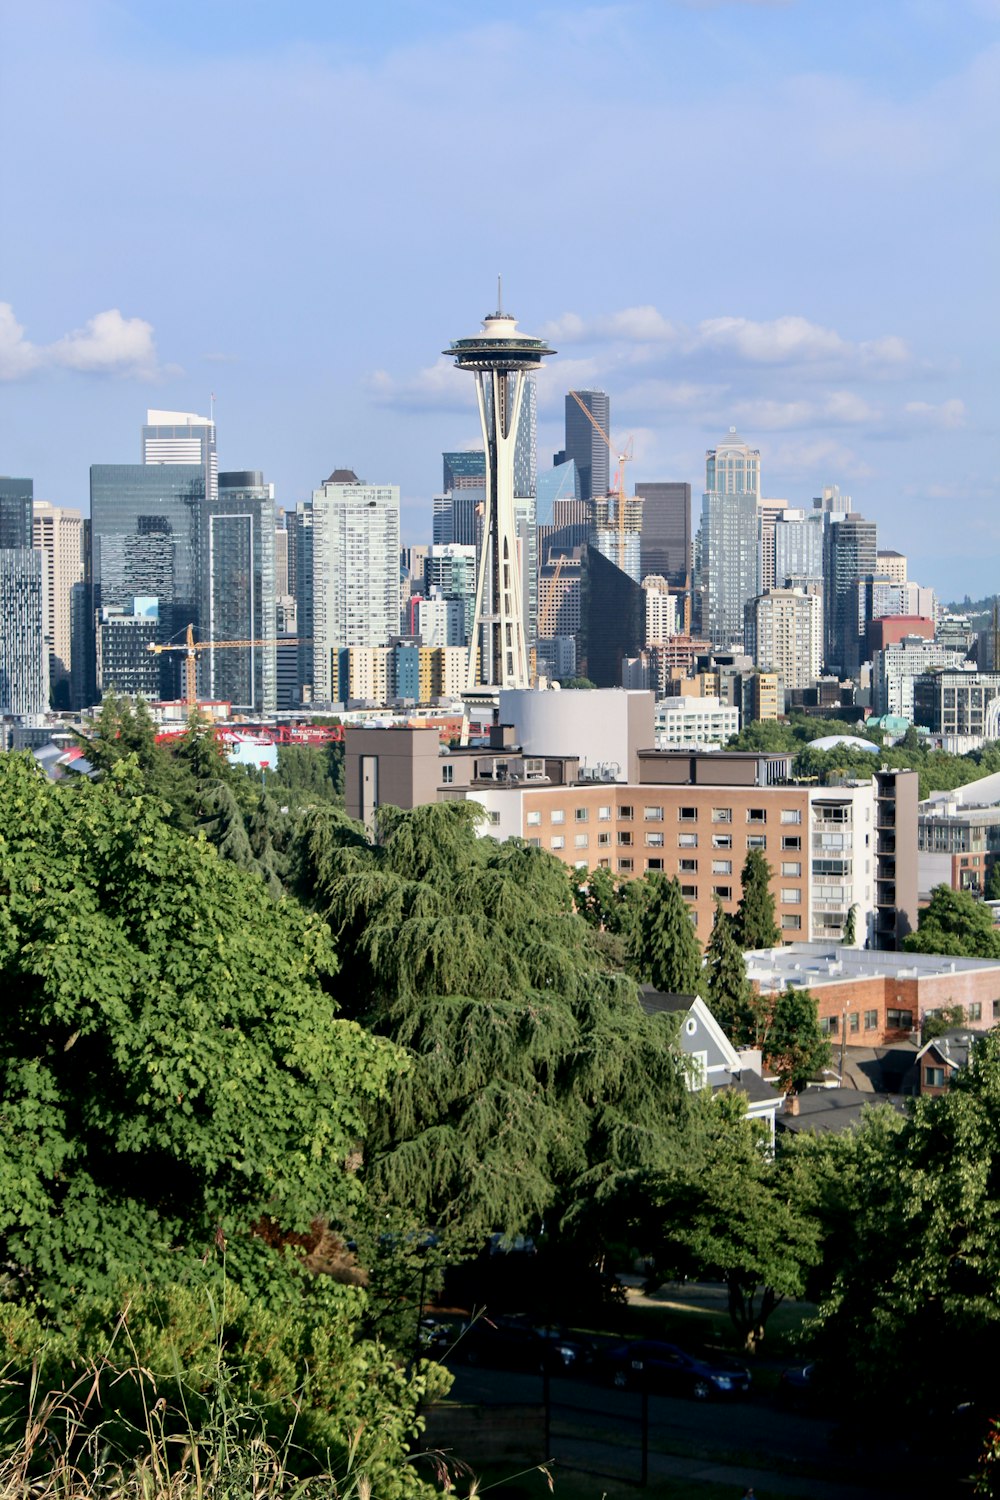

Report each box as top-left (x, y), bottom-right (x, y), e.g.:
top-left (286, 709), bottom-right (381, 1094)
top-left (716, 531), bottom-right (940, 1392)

top-left (2, 0), bottom-right (997, 597)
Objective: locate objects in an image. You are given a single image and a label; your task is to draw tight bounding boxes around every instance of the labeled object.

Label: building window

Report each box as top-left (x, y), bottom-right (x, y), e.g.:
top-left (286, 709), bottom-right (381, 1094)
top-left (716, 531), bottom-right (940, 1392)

top-left (886, 1008), bottom-right (914, 1030)
top-left (712, 834), bottom-right (732, 849)
top-left (441, 764), bottom-right (454, 784)
top-left (781, 889), bottom-right (802, 904)
top-left (821, 1015), bottom-right (839, 1036)
top-left (528, 837), bottom-right (541, 848)
top-left (712, 859), bottom-right (732, 874)
top-left (678, 806), bottom-right (697, 822)
top-left (713, 884), bottom-right (732, 899)
top-left (619, 805), bottom-right (633, 820)
top-left (647, 858), bottom-right (663, 871)
top-left (489, 812), bottom-right (501, 826)
top-left (864, 1009), bottom-right (878, 1030)
top-left (925, 1066), bottom-right (946, 1088)
top-left (551, 809), bottom-right (565, 825)
top-left (574, 833), bottom-right (589, 849)
top-left (781, 809), bottom-right (802, 825)
top-left (969, 1002), bottom-right (983, 1021)
top-left (782, 836), bottom-right (801, 851)
top-left (598, 857), bottom-right (611, 869)
top-left (644, 806), bottom-right (664, 822)
top-left (993, 1000), bottom-right (1000, 1020)
top-left (681, 883), bottom-right (698, 899)
top-left (598, 831), bottom-right (611, 846)
top-left (781, 861), bottom-right (802, 877)
top-left (618, 858), bottom-right (634, 873)
top-left (551, 835), bottom-right (565, 850)
top-left (575, 807), bottom-right (589, 823)
top-left (526, 810), bottom-right (541, 826)
top-left (849, 1012), bottom-right (860, 1034)
top-left (747, 835), bottom-right (767, 851)
top-left (679, 858), bottom-right (698, 873)
top-left (712, 808), bottom-right (732, 823)
top-left (747, 809), bottom-right (767, 824)
top-left (780, 913), bottom-right (801, 931)
top-left (598, 806), bottom-right (612, 821)
top-left (679, 832), bottom-right (698, 848)
top-left (618, 831), bottom-right (633, 846)
top-left (646, 832), bottom-right (665, 847)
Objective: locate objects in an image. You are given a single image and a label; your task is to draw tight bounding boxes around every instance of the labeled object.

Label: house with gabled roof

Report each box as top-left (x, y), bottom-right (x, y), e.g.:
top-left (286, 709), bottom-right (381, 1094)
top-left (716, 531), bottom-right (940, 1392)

top-left (637, 986), bottom-right (779, 1145)
top-left (913, 1028), bottom-right (976, 1097)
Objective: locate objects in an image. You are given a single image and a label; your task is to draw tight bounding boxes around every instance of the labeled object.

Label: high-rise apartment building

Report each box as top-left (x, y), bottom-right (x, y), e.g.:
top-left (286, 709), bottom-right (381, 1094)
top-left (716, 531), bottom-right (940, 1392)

top-left (744, 587), bottom-right (822, 690)
top-left (823, 514), bottom-right (878, 676)
top-left (774, 508), bottom-right (825, 586)
top-left (274, 523), bottom-right (289, 596)
top-left (311, 471), bottom-right (400, 703)
top-left (0, 477), bottom-right (34, 549)
top-left (289, 501), bottom-right (314, 702)
top-left (0, 548), bottom-right (48, 715)
top-left (700, 430), bottom-right (762, 650)
top-left (142, 409), bottom-right (218, 502)
top-left (89, 463), bottom-right (205, 699)
top-left (642, 575), bottom-right (678, 645)
top-left (877, 550), bottom-right (907, 587)
top-left (636, 482), bottom-right (691, 588)
top-left (564, 390), bottom-right (610, 503)
top-left (757, 498), bottom-right (789, 594)
top-left (32, 501), bottom-right (84, 699)
top-left (201, 471), bottom-right (277, 712)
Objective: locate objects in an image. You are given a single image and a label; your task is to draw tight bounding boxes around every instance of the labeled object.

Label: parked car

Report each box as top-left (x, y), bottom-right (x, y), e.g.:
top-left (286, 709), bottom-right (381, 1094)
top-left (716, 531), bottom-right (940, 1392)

top-left (598, 1339), bottom-right (751, 1399)
top-left (450, 1315), bottom-right (591, 1374)
top-left (778, 1361), bottom-right (817, 1405)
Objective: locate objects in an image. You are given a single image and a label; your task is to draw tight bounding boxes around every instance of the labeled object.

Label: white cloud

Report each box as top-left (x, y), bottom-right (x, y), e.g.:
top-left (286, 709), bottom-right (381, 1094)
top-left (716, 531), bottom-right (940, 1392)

top-left (694, 314), bottom-right (850, 364)
top-left (366, 357), bottom-right (471, 412)
top-left (0, 303), bottom-right (40, 379)
top-left (543, 306), bottom-right (678, 345)
top-left (0, 302), bottom-right (162, 381)
top-left (767, 436), bottom-right (874, 482)
top-left (904, 397), bottom-right (967, 429)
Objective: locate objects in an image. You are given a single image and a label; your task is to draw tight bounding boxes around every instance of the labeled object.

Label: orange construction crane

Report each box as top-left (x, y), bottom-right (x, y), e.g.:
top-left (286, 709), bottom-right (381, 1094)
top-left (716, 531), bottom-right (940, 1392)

top-left (569, 390), bottom-right (638, 573)
top-left (148, 623), bottom-right (309, 710)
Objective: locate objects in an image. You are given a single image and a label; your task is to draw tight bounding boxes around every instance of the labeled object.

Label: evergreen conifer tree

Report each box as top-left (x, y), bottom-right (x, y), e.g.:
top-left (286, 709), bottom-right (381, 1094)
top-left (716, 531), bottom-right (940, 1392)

top-left (734, 848), bottom-right (781, 950)
top-left (703, 899), bottom-right (758, 1045)
top-left (636, 874), bottom-right (702, 994)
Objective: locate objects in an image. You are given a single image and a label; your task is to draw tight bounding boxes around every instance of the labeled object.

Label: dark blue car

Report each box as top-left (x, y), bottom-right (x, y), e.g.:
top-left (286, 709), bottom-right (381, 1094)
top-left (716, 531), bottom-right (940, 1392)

top-left (600, 1339), bottom-right (751, 1399)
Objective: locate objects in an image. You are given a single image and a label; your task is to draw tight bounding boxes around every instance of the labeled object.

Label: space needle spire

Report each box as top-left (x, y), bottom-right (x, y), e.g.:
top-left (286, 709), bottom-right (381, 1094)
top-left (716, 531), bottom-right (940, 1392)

top-left (444, 295), bottom-right (556, 690)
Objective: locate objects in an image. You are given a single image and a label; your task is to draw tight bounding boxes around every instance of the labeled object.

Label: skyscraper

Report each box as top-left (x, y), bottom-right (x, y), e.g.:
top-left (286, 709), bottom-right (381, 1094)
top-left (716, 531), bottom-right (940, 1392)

top-left (89, 463), bottom-right (205, 699)
top-left (444, 299), bottom-right (556, 689)
top-left (700, 430), bottom-right (761, 650)
top-left (564, 390), bottom-right (610, 503)
top-left (0, 477), bottom-right (34, 549)
top-left (33, 501), bottom-right (84, 702)
top-left (636, 481), bottom-right (691, 588)
top-left (311, 471), bottom-right (400, 703)
top-left (0, 548), bottom-right (48, 716)
top-left (824, 514), bottom-right (878, 676)
top-left (202, 471), bottom-right (277, 711)
top-left (142, 409), bottom-right (218, 502)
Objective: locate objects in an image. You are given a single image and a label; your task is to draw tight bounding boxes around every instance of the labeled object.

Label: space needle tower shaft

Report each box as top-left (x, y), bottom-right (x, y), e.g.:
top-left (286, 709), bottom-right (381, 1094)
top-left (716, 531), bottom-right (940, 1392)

top-left (444, 286), bottom-right (556, 690)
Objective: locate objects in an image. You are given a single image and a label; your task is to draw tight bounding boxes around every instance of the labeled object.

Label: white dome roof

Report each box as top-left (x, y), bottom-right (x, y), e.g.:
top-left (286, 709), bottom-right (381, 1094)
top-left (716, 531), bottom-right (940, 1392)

top-left (807, 734), bottom-right (879, 753)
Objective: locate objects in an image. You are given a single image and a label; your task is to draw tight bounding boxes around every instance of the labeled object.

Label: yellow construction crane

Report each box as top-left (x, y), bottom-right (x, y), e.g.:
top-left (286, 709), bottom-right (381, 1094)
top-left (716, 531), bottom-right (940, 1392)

top-left (569, 390), bottom-right (638, 574)
top-left (148, 623), bottom-right (308, 710)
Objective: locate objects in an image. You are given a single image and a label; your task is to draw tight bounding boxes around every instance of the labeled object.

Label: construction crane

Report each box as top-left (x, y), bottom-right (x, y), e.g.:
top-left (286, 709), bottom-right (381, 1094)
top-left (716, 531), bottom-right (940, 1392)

top-left (569, 390), bottom-right (638, 574)
top-left (148, 623), bottom-right (309, 711)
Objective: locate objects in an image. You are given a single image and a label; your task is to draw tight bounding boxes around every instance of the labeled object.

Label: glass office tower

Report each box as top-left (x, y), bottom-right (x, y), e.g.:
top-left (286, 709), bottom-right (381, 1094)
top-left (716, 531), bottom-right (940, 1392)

top-left (203, 471), bottom-right (277, 711)
top-left (0, 477), bottom-right (33, 548)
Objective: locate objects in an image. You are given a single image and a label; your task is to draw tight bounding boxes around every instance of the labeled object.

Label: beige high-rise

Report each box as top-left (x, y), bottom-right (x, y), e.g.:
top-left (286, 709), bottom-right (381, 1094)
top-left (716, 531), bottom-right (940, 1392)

top-left (32, 501), bottom-right (83, 689)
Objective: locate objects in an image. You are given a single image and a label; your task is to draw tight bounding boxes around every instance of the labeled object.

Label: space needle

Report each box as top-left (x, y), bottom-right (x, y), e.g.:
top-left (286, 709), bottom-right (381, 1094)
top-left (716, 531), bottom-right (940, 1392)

top-left (444, 287), bottom-right (556, 690)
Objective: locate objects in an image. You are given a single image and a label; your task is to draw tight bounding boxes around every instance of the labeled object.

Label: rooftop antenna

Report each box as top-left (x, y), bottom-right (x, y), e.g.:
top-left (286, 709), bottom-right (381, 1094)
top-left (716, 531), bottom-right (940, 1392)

top-left (210, 392), bottom-right (216, 423)
top-left (497, 274), bottom-right (503, 315)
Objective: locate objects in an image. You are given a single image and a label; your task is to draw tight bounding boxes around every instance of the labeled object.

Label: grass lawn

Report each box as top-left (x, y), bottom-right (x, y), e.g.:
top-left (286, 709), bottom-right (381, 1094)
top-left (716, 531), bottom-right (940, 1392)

top-left (576, 1279), bottom-right (817, 1359)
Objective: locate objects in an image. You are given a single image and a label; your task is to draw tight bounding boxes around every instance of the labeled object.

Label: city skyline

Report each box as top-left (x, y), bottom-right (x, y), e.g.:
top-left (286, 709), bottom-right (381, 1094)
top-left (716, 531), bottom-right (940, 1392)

top-left (2, 1), bottom-right (997, 599)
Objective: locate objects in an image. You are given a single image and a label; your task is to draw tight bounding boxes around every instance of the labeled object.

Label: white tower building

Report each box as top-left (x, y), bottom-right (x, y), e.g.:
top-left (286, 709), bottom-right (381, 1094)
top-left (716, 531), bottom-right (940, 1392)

top-left (444, 294), bottom-right (555, 690)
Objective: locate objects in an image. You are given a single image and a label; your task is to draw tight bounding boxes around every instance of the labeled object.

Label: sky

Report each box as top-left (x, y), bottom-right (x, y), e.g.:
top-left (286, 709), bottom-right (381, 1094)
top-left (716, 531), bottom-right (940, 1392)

top-left (1, 0), bottom-right (997, 599)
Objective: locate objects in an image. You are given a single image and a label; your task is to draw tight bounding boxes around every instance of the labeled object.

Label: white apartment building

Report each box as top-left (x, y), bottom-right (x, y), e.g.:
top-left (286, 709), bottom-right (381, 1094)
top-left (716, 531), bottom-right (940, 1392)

top-left (655, 695), bottom-right (740, 748)
top-left (642, 574), bottom-right (678, 644)
top-left (745, 587), bottom-right (822, 690)
top-left (872, 636), bottom-right (966, 719)
top-left (311, 475), bottom-right (400, 703)
top-left (32, 501), bottom-right (83, 689)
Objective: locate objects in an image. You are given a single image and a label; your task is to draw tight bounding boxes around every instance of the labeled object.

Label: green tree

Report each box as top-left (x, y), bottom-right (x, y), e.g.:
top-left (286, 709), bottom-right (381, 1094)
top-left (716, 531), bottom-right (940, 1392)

top-left (904, 883), bottom-right (1000, 959)
top-left (650, 1095), bottom-right (821, 1350)
top-left (734, 848), bottom-right (781, 950)
top-left (814, 1031), bottom-right (1000, 1442)
top-left (703, 900), bottom-right (758, 1045)
top-left (757, 986), bottom-right (830, 1090)
top-left (293, 802), bottom-right (696, 1250)
top-left (0, 752), bottom-right (403, 1303)
top-left (842, 902), bottom-right (859, 946)
top-left (635, 874), bottom-right (703, 994)
top-left (986, 860), bottom-right (1000, 902)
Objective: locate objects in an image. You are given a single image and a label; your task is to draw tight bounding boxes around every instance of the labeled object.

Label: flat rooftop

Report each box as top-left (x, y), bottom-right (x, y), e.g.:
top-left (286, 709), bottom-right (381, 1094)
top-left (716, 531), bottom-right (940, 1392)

top-left (745, 942), bottom-right (1000, 990)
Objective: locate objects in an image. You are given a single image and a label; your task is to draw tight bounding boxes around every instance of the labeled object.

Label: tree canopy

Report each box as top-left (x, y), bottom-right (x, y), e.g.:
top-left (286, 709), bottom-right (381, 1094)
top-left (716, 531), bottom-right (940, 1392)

top-left (904, 883), bottom-right (1000, 959)
top-left (734, 849), bottom-right (781, 951)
